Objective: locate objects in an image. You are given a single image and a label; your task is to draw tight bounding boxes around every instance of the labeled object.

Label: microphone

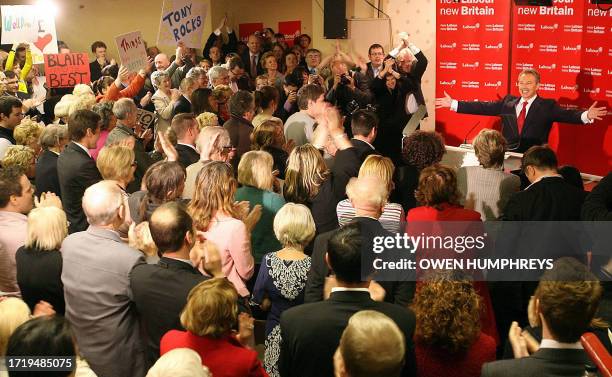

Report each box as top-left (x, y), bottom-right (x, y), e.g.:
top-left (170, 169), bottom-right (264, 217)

top-left (463, 121), bottom-right (480, 145)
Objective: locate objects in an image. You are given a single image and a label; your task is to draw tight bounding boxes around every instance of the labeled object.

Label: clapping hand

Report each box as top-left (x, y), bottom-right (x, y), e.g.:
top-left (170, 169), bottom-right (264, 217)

top-left (157, 131), bottom-right (178, 161)
top-left (435, 91), bottom-right (453, 109)
top-left (35, 192), bottom-right (62, 209)
top-left (33, 300), bottom-right (55, 317)
top-left (194, 232), bottom-right (223, 278)
top-left (234, 201), bottom-right (262, 233)
top-left (587, 101), bottom-right (607, 121)
top-left (236, 312), bottom-right (255, 348)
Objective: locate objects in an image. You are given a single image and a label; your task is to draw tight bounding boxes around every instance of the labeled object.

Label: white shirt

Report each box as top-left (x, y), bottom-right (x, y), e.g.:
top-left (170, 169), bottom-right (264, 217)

top-left (0, 138), bottom-right (13, 160)
top-left (371, 64), bottom-right (382, 78)
top-left (331, 287), bottom-right (370, 293)
top-left (540, 339), bottom-right (583, 350)
top-left (73, 141), bottom-right (92, 158)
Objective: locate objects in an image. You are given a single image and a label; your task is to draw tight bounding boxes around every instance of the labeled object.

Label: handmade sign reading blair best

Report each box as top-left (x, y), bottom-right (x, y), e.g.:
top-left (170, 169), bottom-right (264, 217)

top-left (44, 53), bottom-right (91, 88)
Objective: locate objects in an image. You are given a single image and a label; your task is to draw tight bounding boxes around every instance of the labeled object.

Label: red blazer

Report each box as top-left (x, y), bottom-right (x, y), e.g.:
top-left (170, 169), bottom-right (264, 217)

top-left (160, 330), bottom-right (268, 377)
top-left (415, 332), bottom-right (497, 377)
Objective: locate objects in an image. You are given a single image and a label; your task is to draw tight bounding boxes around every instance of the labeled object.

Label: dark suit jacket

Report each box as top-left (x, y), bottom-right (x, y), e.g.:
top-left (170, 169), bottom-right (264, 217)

top-left (223, 115), bottom-right (254, 172)
top-left (481, 348), bottom-right (590, 377)
top-left (130, 257), bottom-right (207, 367)
top-left (279, 290), bottom-right (416, 377)
top-left (458, 95), bottom-right (584, 152)
top-left (304, 217), bottom-right (414, 306)
top-left (57, 142), bottom-right (102, 233)
top-left (350, 138), bottom-right (378, 162)
top-left (175, 143), bottom-right (200, 169)
top-left (35, 149), bottom-right (61, 197)
top-left (172, 95), bottom-right (192, 118)
top-left (240, 51), bottom-right (264, 79)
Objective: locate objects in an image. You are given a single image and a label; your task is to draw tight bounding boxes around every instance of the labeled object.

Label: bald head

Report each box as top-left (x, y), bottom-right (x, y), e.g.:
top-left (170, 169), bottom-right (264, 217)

top-left (82, 181), bottom-right (124, 226)
top-left (346, 177), bottom-right (388, 215)
top-left (247, 34), bottom-right (261, 54)
top-left (155, 53), bottom-right (170, 71)
top-left (149, 202), bottom-right (193, 254)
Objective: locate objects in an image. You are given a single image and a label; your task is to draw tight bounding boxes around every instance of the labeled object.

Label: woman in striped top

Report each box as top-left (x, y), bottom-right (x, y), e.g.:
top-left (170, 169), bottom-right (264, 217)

top-left (336, 154), bottom-right (405, 233)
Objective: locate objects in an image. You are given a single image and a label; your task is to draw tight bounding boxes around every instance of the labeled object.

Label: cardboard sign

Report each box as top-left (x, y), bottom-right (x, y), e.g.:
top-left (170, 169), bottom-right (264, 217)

top-left (157, 0), bottom-right (207, 48)
top-left (239, 23), bottom-right (264, 43)
top-left (115, 31), bottom-right (148, 73)
top-left (1, 5), bottom-right (58, 64)
top-left (137, 109), bottom-right (157, 130)
top-left (44, 53), bottom-right (91, 88)
top-left (278, 21), bottom-right (301, 47)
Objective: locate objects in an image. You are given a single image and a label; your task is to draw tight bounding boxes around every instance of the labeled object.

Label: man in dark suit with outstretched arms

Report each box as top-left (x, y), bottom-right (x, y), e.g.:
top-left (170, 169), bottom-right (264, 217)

top-left (435, 69), bottom-right (606, 152)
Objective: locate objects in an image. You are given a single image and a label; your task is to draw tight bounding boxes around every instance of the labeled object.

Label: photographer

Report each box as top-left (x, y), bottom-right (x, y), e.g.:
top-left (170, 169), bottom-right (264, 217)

top-left (325, 60), bottom-right (370, 127)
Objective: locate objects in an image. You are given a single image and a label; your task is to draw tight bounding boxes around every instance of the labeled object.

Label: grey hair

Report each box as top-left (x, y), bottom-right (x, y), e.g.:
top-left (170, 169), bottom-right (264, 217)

top-left (112, 98), bottom-right (136, 121)
top-left (196, 126), bottom-right (230, 160)
top-left (179, 77), bottom-right (197, 93)
top-left (82, 181), bottom-right (125, 226)
top-left (207, 65), bottom-right (228, 83)
top-left (186, 67), bottom-right (206, 80)
top-left (39, 124), bottom-right (68, 149)
top-left (151, 71), bottom-right (169, 90)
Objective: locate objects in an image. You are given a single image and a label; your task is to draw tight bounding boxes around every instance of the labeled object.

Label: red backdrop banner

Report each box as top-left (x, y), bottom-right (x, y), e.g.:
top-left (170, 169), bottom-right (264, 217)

top-left (238, 23), bottom-right (264, 42)
top-left (436, 0), bottom-right (612, 175)
top-left (278, 20), bottom-right (301, 47)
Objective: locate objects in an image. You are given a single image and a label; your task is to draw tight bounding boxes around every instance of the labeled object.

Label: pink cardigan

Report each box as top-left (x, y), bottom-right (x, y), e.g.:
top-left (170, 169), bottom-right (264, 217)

top-left (200, 214), bottom-right (254, 297)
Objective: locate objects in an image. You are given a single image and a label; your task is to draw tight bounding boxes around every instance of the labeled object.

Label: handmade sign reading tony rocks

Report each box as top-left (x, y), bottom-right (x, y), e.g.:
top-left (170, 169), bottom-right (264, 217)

top-left (115, 31), bottom-right (148, 73)
top-left (158, 0), bottom-right (207, 48)
top-left (44, 53), bottom-right (91, 88)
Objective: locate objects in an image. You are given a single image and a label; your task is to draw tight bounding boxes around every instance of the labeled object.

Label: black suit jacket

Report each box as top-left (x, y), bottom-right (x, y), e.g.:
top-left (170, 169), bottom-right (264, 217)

top-left (57, 142), bottom-right (102, 233)
top-left (279, 290), bottom-right (416, 377)
top-left (458, 95), bottom-right (584, 152)
top-left (481, 348), bottom-right (590, 377)
top-left (35, 149), bottom-right (61, 197)
top-left (175, 143), bottom-right (200, 169)
top-left (240, 51), bottom-right (264, 79)
top-left (350, 138), bottom-right (378, 163)
top-left (130, 257), bottom-right (208, 366)
top-left (304, 217), bottom-right (414, 306)
top-left (172, 95), bottom-right (192, 118)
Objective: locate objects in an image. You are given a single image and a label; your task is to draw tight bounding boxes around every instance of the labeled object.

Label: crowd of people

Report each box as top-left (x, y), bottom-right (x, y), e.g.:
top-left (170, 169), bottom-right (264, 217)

top-left (0, 16), bottom-right (610, 377)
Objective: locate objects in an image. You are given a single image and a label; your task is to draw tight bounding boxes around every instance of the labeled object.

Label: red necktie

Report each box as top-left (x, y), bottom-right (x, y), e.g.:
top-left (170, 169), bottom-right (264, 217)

top-left (517, 101), bottom-right (528, 134)
top-left (251, 55), bottom-right (257, 78)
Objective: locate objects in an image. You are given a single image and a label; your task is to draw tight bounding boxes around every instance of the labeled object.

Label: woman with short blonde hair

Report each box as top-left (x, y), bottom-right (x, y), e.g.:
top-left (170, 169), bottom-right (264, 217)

top-left (16, 206), bottom-right (67, 315)
top-left (14, 118), bottom-right (44, 156)
top-left (96, 145), bottom-right (136, 190)
top-left (160, 279), bottom-right (267, 376)
top-left (252, 202), bottom-right (313, 377)
top-left (2, 145), bottom-right (35, 178)
top-left (457, 129), bottom-right (520, 220)
top-left (0, 298), bottom-right (31, 356)
top-left (236, 151), bottom-right (286, 264)
top-left (337, 155), bottom-right (405, 233)
top-left (188, 161), bottom-right (254, 298)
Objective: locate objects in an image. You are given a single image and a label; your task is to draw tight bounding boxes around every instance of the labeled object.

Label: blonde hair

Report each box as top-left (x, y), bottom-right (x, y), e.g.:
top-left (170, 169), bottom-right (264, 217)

top-left (273, 203), bottom-right (315, 248)
top-left (96, 145), bottom-right (135, 182)
top-left (238, 151), bottom-right (274, 191)
top-left (72, 83), bottom-right (94, 97)
top-left (146, 348), bottom-right (211, 377)
top-left (212, 85), bottom-right (232, 101)
top-left (2, 145), bottom-right (35, 173)
top-left (473, 129), bottom-right (507, 169)
top-left (14, 117), bottom-right (44, 148)
top-left (283, 144), bottom-right (329, 204)
top-left (339, 310), bottom-right (405, 377)
top-left (25, 207), bottom-right (68, 251)
top-left (68, 94), bottom-right (96, 116)
top-left (0, 298), bottom-right (31, 356)
top-left (54, 94), bottom-right (76, 119)
top-left (196, 112), bottom-right (219, 129)
top-left (180, 278), bottom-right (238, 338)
top-left (188, 161), bottom-right (237, 231)
top-left (358, 155), bottom-right (395, 193)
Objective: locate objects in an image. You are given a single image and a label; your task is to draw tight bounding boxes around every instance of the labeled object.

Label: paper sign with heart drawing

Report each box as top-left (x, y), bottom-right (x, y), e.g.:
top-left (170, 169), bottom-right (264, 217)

top-left (1, 5), bottom-right (59, 64)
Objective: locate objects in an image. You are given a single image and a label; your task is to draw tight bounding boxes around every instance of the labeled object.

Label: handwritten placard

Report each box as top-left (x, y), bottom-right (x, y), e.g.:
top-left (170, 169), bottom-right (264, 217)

top-left (1, 5), bottom-right (58, 64)
top-left (44, 53), bottom-right (91, 88)
top-left (157, 0), bottom-right (207, 48)
top-left (115, 31), bottom-right (148, 73)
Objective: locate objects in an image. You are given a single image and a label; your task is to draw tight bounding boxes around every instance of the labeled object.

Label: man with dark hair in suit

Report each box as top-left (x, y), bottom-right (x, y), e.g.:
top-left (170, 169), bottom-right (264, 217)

top-left (436, 69), bottom-right (607, 152)
top-left (350, 109), bottom-right (379, 162)
top-left (223, 90), bottom-right (255, 170)
top-left (280, 222), bottom-right (417, 377)
top-left (171, 113), bottom-right (200, 169)
top-left (482, 257), bottom-right (602, 377)
top-left (57, 109), bottom-right (103, 233)
top-left (131, 202), bottom-right (223, 367)
top-left (172, 77), bottom-right (197, 117)
top-left (0, 96), bottom-right (23, 159)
